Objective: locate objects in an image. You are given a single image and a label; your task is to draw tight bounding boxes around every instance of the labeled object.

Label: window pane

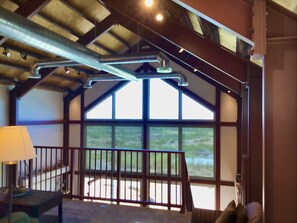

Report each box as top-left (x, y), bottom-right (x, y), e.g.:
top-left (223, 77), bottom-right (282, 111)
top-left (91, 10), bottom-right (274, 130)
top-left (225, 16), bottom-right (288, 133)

top-left (149, 127), bottom-right (178, 150)
top-left (115, 126), bottom-right (142, 172)
top-left (182, 94), bottom-right (214, 120)
top-left (85, 126), bottom-right (112, 171)
top-left (115, 126), bottom-right (142, 149)
top-left (115, 81), bottom-right (142, 119)
top-left (150, 79), bottom-right (178, 119)
top-left (149, 127), bottom-right (178, 175)
top-left (86, 97), bottom-right (112, 119)
top-left (182, 128), bottom-right (214, 178)
top-left (86, 126), bottom-right (112, 148)
top-left (191, 184), bottom-right (215, 210)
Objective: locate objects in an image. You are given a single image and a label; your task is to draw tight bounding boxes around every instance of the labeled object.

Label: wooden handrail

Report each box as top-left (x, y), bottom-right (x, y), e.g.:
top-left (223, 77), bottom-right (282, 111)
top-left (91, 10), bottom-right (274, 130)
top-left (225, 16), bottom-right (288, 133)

top-left (8, 146), bottom-right (189, 212)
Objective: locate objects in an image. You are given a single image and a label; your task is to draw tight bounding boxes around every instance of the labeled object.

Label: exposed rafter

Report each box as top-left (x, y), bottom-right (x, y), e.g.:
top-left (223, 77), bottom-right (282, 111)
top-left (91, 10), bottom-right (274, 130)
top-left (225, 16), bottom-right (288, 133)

top-left (172, 0), bottom-right (253, 44)
top-left (37, 12), bottom-right (82, 38)
top-left (198, 17), bottom-right (220, 44)
top-left (93, 42), bottom-right (116, 54)
top-left (0, 0), bottom-right (50, 45)
top-left (104, 7), bottom-right (242, 94)
top-left (8, 12), bottom-right (116, 98)
top-left (109, 31), bottom-right (132, 49)
top-left (102, 0), bottom-right (249, 84)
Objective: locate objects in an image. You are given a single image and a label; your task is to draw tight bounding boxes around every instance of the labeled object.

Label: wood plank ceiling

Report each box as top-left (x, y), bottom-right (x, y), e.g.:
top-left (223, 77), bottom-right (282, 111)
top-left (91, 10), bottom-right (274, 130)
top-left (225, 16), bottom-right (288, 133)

top-left (0, 0), bottom-right (294, 97)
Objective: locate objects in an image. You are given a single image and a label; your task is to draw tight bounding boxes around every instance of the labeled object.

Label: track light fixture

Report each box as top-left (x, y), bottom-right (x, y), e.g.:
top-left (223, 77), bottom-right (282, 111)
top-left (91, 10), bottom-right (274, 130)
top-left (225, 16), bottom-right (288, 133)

top-left (179, 48), bottom-right (184, 53)
top-left (65, 66), bottom-right (70, 74)
top-left (3, 48), bottom-right (10, 57)
top-left (20, 52), bottom-right (28, 60)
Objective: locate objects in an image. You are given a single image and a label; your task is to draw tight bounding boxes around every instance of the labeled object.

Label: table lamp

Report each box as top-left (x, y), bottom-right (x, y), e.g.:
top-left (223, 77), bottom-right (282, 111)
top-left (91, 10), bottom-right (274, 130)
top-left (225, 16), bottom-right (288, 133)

top-left (0, 126), bottom-right (36, 223)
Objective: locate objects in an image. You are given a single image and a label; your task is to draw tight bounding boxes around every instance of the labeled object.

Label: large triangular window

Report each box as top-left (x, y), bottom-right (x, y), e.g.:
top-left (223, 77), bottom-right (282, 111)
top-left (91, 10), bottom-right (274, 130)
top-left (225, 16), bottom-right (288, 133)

top-left (86, 81), bottom-right (143, 120)
top-left (86, 96), bottom-right (112, 119)
top-left (182, 94), bottom-right (214, 120)
top-left (86, 79), bottom-right (214, 121)
top-left (149, 79), bottom-right (178, 119)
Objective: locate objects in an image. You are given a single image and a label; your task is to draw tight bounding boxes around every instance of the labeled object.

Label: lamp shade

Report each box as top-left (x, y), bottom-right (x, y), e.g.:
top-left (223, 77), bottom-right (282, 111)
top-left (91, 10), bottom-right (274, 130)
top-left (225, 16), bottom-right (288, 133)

top-left (0, 126), bottom-right (36, 164)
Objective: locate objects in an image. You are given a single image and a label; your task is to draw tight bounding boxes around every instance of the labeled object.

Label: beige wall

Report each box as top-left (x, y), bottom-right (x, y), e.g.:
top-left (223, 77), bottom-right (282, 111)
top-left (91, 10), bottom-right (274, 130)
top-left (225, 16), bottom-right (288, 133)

top-left (264, 5), bottom-right (297, 223)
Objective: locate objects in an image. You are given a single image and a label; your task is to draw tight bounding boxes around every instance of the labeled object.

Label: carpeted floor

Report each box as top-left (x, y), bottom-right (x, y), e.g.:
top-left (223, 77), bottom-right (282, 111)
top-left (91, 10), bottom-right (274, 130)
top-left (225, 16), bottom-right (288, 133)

top-left (46, 199), bottom-right (191, 223)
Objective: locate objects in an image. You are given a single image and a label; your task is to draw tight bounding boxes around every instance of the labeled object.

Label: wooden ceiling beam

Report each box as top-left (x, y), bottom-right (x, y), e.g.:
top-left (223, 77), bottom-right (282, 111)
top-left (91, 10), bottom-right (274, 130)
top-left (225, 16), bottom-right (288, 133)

top-left (0, 61), bottom-right (28, 71)
top-left (198, 17), bottom-right (220, 45)
top-left (1, 43), bottom-right (45, 59)
top-left (0, 74), bottom-right (16, 84)
top-left (103, 0), bottom-right (249, 83)
top-left (105, 7), bottom-right (242, 94)
top-left (38, 12), bottom-right (81, 38)
top-left (39, 82), bottom-right (71, 92)
top-left (172, 0), bottom-right (253, 44)
top-left (76, 15), bottom-right (115, 46)
top-left (51, 73), bottom-right (84, 84)
top-left (109, 31), bottom-right (132, 49)
top-left (267, 0), bottom-right (297, 22)
top-left (60, 0), bottom-right (94, 24)
top-left (0, 0), bottom-right (50, 45)
top-left (93, 42), bottom-right (116, 55)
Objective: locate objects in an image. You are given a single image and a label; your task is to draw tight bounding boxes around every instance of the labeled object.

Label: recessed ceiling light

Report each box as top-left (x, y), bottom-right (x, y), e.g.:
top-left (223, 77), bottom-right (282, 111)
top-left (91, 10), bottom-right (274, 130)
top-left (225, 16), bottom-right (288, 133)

top-left (145, 0), bottom-right (153, 7)
top-left (193, 68), bottom-right (198, 72)
top-left (155, 13), bottom-right (163, 22)
top-left (228, 90), bottom-right (231, 93)
top-left (179, 48), bottom-right (184, 53)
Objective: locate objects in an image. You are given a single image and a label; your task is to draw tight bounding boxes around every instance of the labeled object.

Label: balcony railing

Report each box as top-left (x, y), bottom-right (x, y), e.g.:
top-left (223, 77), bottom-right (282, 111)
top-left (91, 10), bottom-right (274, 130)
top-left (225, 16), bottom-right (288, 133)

top-left (1, 146), bottom-right (189, 212)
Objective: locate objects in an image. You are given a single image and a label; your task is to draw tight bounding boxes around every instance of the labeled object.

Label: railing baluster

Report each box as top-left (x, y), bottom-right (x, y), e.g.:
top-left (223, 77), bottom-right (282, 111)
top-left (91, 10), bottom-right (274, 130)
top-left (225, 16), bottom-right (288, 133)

top-left (124, 151), bottom-right (127, 200)
top-left (99, 149), bottom-right (102, 198)
top-left (136, 151), bottom-right (139, 202)
top-left (105, 150), bottom-right (108, 199)
top-left (116, 150), bottom-right (121, 204)
top-left (88, 149), bottom-right (91, 198)
top-left (168, 153), bottom-right (171, 210)
top-left (130, 150), bottom-right (132, 201)
top-left (94, 149), bottom-right (97, 198)
top-left (161, 152), bottom-right (163, 204)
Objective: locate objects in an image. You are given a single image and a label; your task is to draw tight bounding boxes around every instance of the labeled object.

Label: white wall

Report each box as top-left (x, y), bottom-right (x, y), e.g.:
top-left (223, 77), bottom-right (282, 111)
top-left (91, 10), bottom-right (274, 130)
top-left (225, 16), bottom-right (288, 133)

top-left (19, 89), bottom-right (63, 121)
top-left (18, 88), bottom-right (64, 146)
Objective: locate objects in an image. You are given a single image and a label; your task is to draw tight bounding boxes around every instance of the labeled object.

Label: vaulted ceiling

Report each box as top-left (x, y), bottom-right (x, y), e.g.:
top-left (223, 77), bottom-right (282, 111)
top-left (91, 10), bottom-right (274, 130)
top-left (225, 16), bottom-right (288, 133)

top-left (0, 0), bottom-right (295, 98)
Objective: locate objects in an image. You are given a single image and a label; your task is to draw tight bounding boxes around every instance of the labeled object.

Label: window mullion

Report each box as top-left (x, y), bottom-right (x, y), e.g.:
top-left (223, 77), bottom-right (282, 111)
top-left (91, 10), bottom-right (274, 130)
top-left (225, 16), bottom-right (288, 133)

top-left (179, 91), bottom-right (182, 120)
top-left (112, 93), bottom-right (116, 119)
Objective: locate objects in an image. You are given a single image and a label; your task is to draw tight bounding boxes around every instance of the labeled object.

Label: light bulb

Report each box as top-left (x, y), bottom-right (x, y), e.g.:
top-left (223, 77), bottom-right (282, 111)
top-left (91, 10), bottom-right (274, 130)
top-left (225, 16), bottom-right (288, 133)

top-left (156, 13), bottom-right (163, 22)
top-left (145, 0), bottom-right (153, 7)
